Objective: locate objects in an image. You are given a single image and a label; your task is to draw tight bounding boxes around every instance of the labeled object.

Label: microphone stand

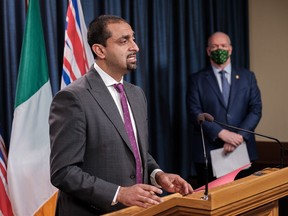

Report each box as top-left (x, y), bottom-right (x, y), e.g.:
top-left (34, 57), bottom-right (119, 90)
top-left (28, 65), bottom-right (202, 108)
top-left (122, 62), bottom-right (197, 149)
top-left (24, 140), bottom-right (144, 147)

top-left (214, 119), bottom-right (284, 168)
top-left (199, 121), bottom-right (209, 200)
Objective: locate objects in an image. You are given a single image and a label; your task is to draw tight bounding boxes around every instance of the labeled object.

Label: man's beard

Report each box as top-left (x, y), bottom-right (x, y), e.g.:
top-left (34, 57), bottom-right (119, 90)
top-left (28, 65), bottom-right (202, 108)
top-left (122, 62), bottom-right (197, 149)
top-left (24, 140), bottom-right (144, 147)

top-left (127, 62), bottom-right (137, 70)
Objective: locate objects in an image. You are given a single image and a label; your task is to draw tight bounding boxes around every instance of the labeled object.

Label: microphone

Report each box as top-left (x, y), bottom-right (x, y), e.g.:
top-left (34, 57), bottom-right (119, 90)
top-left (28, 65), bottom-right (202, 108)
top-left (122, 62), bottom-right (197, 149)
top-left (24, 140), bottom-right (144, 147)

top-left (200, 113), bottom-right (285, 168)
top-left (197, 113), bottom-right (209, 200)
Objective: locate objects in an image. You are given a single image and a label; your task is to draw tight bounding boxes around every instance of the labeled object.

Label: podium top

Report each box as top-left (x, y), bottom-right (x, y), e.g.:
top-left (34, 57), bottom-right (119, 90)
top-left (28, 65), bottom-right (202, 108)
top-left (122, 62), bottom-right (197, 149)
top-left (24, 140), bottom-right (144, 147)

top-left (104, 167), bottom-right (288, 216)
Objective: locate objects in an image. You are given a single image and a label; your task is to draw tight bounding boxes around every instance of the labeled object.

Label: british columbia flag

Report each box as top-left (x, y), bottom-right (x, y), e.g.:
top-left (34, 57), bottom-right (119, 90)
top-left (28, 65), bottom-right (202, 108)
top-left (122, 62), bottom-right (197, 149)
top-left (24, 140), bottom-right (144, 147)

top-left (61, 0), bottom-right (94, 89)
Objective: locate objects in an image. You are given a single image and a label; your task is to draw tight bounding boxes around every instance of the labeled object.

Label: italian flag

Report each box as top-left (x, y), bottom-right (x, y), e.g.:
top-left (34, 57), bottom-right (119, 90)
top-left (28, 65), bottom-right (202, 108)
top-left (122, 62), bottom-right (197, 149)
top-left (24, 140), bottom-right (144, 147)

top-left (7, 0), bottom-right (57, 215)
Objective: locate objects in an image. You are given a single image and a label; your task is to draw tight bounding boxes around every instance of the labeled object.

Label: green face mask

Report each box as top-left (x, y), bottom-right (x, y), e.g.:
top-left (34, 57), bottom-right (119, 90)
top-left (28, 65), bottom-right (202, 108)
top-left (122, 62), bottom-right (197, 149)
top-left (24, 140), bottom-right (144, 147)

top-left (210, 49), bottom-right (229, 65)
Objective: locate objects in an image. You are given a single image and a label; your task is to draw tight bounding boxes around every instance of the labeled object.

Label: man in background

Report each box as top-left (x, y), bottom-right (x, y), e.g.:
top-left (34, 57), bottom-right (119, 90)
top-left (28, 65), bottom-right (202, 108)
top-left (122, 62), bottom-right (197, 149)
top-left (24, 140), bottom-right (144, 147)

top-left (186, 32), bottom-right (262, 187)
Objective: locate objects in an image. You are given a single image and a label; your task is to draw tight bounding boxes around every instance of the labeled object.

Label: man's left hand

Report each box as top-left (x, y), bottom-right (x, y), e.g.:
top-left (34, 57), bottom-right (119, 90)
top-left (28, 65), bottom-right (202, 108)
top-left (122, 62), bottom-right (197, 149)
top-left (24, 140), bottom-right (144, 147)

top-left (155, 172), bottom-right (193, 195)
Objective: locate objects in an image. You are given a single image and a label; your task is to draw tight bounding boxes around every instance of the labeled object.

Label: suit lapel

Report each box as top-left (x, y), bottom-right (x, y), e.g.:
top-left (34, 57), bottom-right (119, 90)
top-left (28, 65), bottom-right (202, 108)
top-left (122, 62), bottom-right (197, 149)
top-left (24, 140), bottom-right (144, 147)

top-left (205, 69), bottom-right (227, 108)
top-left (229, 68), bottom-right (241, 108)
top-left (123, 82), bottom-right (146, 160)
top-left (85, 70), bottom-right (133, 151)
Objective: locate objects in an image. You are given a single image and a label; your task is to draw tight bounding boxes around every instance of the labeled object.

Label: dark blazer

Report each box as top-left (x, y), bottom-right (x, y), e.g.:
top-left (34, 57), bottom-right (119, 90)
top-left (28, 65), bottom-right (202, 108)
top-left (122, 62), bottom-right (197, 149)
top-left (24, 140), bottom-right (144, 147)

top-left (49, 68), bottom-right (160, 215)
top-left (186, 66), bottom-right (262, 163)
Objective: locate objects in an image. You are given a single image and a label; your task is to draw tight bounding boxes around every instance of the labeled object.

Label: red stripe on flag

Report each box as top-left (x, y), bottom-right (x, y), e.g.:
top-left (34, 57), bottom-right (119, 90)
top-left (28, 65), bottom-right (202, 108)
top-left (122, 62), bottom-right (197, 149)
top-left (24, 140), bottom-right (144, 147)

top-left (0, 135), bottom-right (13, 216)
top-left (0, 170), bottom-right (13, 216)
top-left (0, 161), bottom-right (7, 182)
top-left (66, 5), bottom-right (88, 76)
top-left (63, 57), bottom-right (77, 82)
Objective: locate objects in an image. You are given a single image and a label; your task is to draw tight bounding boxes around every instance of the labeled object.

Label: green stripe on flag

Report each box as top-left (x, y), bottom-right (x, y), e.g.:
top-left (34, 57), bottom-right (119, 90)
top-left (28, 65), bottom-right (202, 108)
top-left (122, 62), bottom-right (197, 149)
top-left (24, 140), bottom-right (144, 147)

top-left (15, 0), bottom-right (49, 108)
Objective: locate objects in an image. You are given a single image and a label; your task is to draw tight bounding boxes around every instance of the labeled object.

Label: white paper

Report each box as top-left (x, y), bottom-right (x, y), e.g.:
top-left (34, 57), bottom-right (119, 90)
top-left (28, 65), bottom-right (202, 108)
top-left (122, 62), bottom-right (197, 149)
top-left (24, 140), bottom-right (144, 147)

top-left (210, 141), bottom-right (251, 178)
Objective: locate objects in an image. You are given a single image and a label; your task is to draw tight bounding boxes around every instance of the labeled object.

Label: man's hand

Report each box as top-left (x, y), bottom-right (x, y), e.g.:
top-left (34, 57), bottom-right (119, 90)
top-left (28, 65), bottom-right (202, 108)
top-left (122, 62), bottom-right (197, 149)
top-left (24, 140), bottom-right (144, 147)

top-left (117, 184), bottom-right (163, 208)
top-left (218, 129), bottom-right (243, 146)
top-left (155, 172), bottom-right (193, 195)
top-left (223, 143), bottom-right (237, 154)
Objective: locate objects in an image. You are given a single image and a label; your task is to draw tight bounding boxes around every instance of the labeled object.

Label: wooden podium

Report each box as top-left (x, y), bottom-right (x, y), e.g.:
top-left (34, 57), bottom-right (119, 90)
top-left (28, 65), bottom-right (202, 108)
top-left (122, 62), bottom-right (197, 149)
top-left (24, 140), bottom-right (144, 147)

top-left (104, 167), bottom-right (288, 216)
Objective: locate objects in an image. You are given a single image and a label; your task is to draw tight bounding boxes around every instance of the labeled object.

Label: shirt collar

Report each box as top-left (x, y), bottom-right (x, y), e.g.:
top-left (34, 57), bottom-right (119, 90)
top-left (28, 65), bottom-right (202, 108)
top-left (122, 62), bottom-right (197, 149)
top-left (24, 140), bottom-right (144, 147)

top-left (212, 63), bottom-right (232, 75)
top-left (93, 62), bottom-right (123, 87)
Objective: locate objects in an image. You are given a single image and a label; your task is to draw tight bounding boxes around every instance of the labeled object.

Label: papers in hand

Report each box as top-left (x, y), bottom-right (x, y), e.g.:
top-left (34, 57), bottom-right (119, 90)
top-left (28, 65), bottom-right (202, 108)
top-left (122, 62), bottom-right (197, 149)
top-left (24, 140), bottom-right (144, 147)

top-left (210, 141), bottom-right (251, 178)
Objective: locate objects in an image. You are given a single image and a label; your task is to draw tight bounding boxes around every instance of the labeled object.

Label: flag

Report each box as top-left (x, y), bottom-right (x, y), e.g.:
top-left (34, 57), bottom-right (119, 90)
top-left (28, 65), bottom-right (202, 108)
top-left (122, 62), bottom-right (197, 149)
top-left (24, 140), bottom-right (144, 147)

top-left (7, 0), bottom-right (57, 215)
top-left (61, 0), bottom-right (94, 89)
top-left (0, 128), bottom-right (13, 216)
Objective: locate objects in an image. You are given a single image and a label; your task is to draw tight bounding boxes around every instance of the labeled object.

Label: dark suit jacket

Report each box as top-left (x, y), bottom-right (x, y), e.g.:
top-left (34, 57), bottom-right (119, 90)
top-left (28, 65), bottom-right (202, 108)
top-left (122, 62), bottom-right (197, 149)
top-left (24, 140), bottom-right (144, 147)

top-left (186, 66), bottom-right (262, 163)
top-left (49, 68), bottom-right (160, 215)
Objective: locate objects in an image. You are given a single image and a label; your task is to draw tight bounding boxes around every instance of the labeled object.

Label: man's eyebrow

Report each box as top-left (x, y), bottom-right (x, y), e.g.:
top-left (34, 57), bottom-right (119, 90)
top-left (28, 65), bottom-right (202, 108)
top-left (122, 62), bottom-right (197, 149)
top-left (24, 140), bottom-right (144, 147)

top-left (122, 35), bottom-right (130, 39)
top-left (118, 33), bottom-right (135, 40)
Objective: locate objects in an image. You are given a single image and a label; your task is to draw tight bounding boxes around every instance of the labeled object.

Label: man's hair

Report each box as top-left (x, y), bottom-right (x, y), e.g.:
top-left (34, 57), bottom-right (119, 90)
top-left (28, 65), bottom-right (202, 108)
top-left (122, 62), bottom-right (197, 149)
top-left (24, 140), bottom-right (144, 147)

top-left (87, 15), bottom-right (127, 58)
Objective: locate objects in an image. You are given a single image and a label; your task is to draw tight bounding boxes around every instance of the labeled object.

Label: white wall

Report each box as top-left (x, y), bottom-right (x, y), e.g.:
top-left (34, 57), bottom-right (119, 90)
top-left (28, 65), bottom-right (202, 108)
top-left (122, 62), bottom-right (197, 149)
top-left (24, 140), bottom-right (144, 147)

top-left (249, 0), bottom-right (288, 141)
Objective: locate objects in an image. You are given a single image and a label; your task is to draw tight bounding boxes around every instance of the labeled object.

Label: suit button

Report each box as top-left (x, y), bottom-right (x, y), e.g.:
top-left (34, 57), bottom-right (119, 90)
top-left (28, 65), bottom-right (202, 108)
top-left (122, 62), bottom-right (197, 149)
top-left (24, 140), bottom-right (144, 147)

top-left (130, 175), bottom-right (135, 179)
top-left (90, 204), bottom-right (97, 209)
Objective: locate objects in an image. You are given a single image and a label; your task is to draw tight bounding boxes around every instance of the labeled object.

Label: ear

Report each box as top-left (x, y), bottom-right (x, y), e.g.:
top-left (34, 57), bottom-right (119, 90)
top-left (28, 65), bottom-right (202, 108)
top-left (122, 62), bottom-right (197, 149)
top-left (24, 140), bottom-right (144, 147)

top-left (92, 44), bottom-right (106, 59)
top-left (229, 46), bottom-right (233, 56)
top-left (206, 47), bottom-right (211, 57)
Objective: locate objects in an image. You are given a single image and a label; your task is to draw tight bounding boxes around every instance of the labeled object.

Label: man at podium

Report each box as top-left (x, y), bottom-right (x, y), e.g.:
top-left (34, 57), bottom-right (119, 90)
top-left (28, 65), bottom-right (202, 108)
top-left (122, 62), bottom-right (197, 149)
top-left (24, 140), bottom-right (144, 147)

top-left (49, 15), bottom-right (193, 216)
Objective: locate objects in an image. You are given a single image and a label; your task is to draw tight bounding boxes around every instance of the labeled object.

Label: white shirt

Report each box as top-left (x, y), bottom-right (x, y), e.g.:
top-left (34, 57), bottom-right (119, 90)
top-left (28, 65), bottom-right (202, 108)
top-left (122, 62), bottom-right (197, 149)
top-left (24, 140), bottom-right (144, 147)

top-left (94, 63), bottom-right (138, 144)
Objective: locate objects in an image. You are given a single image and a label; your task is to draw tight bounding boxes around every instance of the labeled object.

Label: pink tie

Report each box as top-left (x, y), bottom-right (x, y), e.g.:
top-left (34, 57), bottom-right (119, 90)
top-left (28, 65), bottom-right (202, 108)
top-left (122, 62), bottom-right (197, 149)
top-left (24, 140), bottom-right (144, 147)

top-left (114, 83), bottom-right (142, 183)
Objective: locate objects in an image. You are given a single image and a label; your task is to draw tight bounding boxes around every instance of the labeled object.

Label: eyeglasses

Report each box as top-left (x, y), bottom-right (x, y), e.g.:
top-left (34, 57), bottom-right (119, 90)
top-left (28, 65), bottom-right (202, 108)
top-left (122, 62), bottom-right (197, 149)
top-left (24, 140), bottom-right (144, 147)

top-left (209, 44), bottom-right (231, 50)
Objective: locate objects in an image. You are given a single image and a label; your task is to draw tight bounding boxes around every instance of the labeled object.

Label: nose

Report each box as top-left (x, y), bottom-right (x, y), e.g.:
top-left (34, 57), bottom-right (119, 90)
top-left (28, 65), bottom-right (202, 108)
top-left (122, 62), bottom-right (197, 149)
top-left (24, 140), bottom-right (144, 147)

top-left (130, 40), bottom-right (139, 52)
